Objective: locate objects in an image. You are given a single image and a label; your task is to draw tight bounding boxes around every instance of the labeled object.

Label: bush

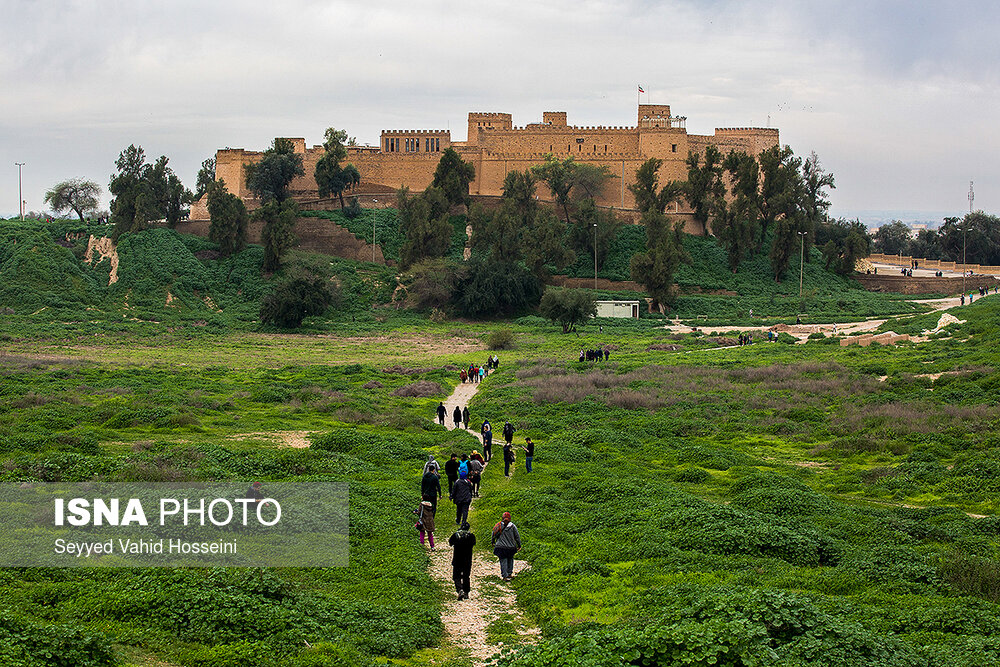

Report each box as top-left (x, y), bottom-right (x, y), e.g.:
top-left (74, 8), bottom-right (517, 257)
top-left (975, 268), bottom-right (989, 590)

top-left (259, 276), bottom-right (335, 327)
top-left (487, 329), bottom-right (516, 350)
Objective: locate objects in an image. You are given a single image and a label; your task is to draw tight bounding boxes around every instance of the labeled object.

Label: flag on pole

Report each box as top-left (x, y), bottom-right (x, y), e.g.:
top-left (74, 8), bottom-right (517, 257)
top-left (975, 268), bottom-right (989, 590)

top-left (638, 85), bottom-right (644, 93)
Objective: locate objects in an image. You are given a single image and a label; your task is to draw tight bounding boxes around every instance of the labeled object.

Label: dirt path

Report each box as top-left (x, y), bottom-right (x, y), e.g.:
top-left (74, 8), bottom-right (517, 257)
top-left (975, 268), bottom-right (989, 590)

top-left (429, 376), bottom-right (538, 665)
top-left (664, 290), bottom-right (991, 344)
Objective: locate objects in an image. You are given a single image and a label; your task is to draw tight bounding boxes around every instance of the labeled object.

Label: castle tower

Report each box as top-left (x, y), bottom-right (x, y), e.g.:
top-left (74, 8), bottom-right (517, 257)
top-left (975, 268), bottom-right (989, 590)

top-left (467, 112), bottom-right (512, 146)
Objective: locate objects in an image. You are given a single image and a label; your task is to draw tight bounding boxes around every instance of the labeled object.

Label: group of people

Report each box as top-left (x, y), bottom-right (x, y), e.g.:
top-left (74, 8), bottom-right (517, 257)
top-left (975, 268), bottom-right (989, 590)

top-left (579, 348), bottom-right (609, 362)
top-left (737, 332), bottom-right (754, 346)
top-left (437, 403), bottom-right (471, 429)
top-left (418, 398), bottom-right (535, 598)
top-left (460, 356), bottom-right (501, 384)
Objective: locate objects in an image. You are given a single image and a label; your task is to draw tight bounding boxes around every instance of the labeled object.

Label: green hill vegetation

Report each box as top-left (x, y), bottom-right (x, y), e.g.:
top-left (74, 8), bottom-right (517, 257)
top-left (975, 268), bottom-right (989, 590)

top-left (1, 213), bottom-right (997, 665)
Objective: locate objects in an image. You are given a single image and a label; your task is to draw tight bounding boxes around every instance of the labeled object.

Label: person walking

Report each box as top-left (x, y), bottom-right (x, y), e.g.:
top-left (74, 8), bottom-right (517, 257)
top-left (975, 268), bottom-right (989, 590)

top-left (453, 405), bottom-right (462, 429)
top-left (416, 500), bottom-right (436, 550)
top-left (462, 406), bottom-right (470, 430)
top-left (503, 443), bottom-right (515, 477)
top-left (436, 402), bottom-right (446, 425)
top-left (481, 420), bottom-right (493, 461)
top-left (468, 455), bottom-right (483, 497)
top-left (449, 521), bottom-right (476, 600)
top-left (479, 365), bottom-right (486, 382)
top-left (502, 420), bottom-right (515, 445)
top-left (491, 511), bottom-right (521, 581)
top-left (452, 471), bottom-right (473, 527)
top-left (520, 438), bottom-right (535, 473)
top-left (422, 455), bottom-right (439, 475)
top-left (421, 465), bottom-right (442, 516)
top-left (444, 453), bottom-right (459, 496)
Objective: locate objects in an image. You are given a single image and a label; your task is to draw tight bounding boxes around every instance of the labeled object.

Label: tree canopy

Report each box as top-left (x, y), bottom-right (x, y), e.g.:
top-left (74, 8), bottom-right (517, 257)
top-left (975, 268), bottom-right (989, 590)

top-left (539, 287), bottom-right (597, 333)
top-left (398, 186), bottom-right (453, 269)
top-left (44, 179), bottom-right (101, 222)
top-left (315, 127), bottom-right (361, 208)
top-left (630, 210), bottom-right (690, 310)
top-left (206, 179), bottom-right (248, 257)
top-left (244, 138), bottom-right (304, 205)
top-left (431, 148), bottom-right (476, 209)
top-left (108, 145), bottom-right (192, 239)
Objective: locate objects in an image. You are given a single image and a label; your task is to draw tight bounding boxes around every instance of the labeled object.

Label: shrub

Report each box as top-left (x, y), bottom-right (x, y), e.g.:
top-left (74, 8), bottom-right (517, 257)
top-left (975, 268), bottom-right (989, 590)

top-left (487, 329), bottom-right (516, 350)
top-left (259, 276), bottom-right (335, 327)
top-left (391, 381), bottom-right (442, 398)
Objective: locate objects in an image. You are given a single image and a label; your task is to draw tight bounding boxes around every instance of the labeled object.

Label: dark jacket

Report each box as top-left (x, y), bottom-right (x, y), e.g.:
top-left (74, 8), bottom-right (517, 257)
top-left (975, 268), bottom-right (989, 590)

top-left (453, 406), bottom-right (462, 422)
top-left (436, 403), bottom-right (446, 418)
top-left (449, 528), bottom-right (476, 567)
top-left (491, 520), bottom-right (521, 553)
top-left (421, 471), bottom-right (441, 499)
top-left (503, 422), bottom-right (514, 440)
top-left (451, 478), bottom-right (474, 505)
top-left (444, 458), bottom-right (460, 479)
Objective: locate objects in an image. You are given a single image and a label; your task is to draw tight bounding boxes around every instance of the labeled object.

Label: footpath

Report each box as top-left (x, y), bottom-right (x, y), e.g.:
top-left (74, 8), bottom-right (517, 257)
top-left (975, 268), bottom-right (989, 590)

top-left (429, 377), bottom-right (539, 665)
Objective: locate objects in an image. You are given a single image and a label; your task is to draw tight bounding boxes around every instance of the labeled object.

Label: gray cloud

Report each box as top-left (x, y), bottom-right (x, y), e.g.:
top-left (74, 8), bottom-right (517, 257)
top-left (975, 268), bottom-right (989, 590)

top-left (1, 0), bottom-right (996, 218)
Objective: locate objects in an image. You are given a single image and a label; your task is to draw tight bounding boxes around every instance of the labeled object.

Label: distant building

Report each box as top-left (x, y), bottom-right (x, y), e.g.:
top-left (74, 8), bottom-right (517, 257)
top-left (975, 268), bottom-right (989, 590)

top-left (595, 300), bottom-right (640, 319)
top-left (196, 104), bottom-right (779, 233)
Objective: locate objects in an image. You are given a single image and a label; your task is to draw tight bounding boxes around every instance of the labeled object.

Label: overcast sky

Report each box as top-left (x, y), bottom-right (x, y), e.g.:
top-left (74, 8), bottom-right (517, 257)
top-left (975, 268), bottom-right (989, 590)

top-left (2, 0), bottom-right (998, 223)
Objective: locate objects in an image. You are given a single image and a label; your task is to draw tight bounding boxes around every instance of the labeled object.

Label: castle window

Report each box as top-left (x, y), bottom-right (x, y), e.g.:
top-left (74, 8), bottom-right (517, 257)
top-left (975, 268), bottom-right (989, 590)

top-left (436, 138), bottom-right (440, 151)
top-left (604, 145), bottom-right (608, 152)
top-left (672, 144), bottom-right (677, 153)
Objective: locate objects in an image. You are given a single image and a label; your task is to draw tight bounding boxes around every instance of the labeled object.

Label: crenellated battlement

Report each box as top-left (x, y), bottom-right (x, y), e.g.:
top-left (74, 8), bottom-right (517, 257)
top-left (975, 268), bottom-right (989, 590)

top-left (206, 103), bottom-right (779, 219)
top-left (380, 129), bottom-right (450, 135)
top-left (715, 127), bottom-right (779, 133)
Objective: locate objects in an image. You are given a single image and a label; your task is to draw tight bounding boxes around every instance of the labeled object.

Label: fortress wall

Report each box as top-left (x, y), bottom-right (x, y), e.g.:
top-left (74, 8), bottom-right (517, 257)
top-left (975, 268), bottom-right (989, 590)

top-left (477, 126), bottom-right (641, 157)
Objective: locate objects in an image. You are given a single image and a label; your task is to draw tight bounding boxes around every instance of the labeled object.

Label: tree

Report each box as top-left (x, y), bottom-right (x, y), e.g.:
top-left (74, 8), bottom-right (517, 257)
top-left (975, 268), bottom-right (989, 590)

top-left (470, 200), bottom-right (522, 263)
top-left (531, 155), bottom-right (576, 223)
top-left (630, 210), bottom-right (690, 311)
top-left (681, 146), bottom-right (726, 236)
top-left (452, 257), bottom-right (541, 318)
top-left (194, 158), bottom-right (216, 199)
top-left (801, 152), bottom-right (835, 226)
top-left (109, 145), bottom-right (165, 239)
top-left (501, 170), bottom-right (538, 220)
top-left (522, 208), bottom-right (576, 281)
top-left (629, 158), bottom-right (682, 214)
top-left (570, 198), bottom-right (621, 271)
top-left (872, 220), bottom-right (912, 255)
top-left (432, 148), bottom-right (476, 209)
top-left (206, 179), bottom-right (248, 257)
top-left (712, 151), bottom-right (759, 273)
top-left (938, 212), bottom-right (1000, 266)
top-left (400, 259), bottom-right (461, 311)
top-left (259, 275), bottom-right (333, 327)
top-left (315, 127), bottom-right (361, 208)
top-left (147, 155), bottom-right (192, 227)
top-left (44, 179), bottom-right (101, 222)
top-left (539, 288), bottom-right (596, 333)
top-left (908, 228), bottom-right (941, 260)
top-left (244, 138), bottom-right (304, 205)
top-left (757, 145), bottom-right (807, 281)
top-left (258, 199), bottom-right (298, 272)
top-left (398, 186), bottom-right (453, 268)
top-left (532, 155), bottom-right (615, 223)
top-left (817, 218), bottom-right (870, 276)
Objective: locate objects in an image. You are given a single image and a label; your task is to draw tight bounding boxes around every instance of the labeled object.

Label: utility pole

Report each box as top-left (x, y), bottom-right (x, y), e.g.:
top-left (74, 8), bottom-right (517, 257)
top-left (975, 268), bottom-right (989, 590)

top-left (964, 182), bottom-right (973, 295)
top-left (15, 162), bottom-right (25, 220)
top-left (593, 223), bottom-right (598, 289)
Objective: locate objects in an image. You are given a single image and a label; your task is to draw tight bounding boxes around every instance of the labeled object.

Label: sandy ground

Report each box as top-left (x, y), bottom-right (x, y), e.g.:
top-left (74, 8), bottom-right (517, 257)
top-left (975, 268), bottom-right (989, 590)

top-left (428, 375), bottom-right (539, 665)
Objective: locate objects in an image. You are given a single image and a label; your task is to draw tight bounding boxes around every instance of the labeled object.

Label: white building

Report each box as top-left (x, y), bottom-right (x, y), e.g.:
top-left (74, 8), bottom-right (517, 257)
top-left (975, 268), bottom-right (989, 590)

top-left (594, 300), bottom-right (640, 319)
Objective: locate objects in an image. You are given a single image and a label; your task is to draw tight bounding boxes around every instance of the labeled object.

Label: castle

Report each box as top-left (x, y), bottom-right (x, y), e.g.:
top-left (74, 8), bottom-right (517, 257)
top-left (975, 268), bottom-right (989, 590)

top-left (199, 104), bottom-right (778, 225)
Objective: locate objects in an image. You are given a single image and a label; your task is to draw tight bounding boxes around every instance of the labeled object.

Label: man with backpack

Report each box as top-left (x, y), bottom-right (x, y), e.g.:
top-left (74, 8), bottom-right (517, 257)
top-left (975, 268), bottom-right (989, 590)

top-left (444, 453), bottom-right (460, 496)
top-left (449, 521), bottom-right (476, 600)
top-left (491, 511), bottom-right (521, 581)
top-left (502, 421), bottom-right (514, 445)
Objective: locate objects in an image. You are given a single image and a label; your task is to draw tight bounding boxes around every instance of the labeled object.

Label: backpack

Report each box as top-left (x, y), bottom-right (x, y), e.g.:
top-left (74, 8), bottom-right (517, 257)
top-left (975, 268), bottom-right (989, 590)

top-left (492, 521), bottom-right (504, 541)
top-left (458, 460), bottom-right (469, 476)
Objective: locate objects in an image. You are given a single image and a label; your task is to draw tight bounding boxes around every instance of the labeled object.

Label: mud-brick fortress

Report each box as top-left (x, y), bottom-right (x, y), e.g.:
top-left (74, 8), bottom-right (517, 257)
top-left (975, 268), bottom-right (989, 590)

top-left (200, 104), bottom-right (778, 225)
